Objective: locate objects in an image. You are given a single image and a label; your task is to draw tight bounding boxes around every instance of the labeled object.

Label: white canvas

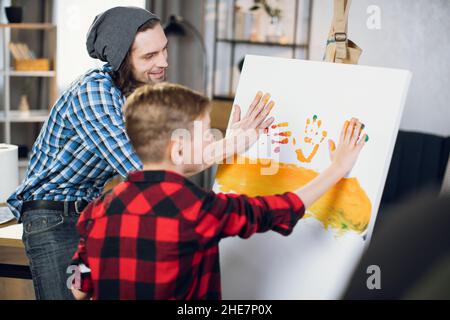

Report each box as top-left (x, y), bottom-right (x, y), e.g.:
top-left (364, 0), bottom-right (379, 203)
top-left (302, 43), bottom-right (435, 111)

top-left (213, 55), bottom-right (412, 299)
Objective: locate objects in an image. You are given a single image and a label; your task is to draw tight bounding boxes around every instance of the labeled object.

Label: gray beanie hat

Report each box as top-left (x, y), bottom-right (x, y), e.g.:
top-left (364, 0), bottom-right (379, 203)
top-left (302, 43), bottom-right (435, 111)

top-left (86, 6), bottom-right (160, 71)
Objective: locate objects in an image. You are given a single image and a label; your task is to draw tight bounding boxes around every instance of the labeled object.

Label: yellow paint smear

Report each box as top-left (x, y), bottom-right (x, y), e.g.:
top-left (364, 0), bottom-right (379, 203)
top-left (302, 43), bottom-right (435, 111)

top-left (216, 156), bottom-right (372, 234)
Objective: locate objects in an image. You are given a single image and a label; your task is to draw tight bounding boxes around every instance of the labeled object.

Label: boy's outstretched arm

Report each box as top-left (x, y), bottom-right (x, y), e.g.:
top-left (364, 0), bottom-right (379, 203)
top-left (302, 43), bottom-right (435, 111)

top-left (296, 118), bottom-right (366, 208)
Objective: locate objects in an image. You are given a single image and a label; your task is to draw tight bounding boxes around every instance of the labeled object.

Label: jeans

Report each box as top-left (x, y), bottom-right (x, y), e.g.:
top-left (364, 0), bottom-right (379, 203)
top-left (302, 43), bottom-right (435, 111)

top-left (21, 207), bottom-right (81, 300)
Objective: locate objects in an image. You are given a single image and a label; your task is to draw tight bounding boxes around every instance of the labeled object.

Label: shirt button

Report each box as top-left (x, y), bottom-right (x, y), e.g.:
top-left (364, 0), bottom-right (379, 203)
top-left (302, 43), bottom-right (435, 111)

top-left (17, 195), bottom-right (23, 200)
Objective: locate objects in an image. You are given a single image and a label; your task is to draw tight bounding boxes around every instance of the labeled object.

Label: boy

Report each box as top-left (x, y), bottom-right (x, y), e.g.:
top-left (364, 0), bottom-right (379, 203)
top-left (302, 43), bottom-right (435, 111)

top-left (70, 83), bottom-right (366, 300)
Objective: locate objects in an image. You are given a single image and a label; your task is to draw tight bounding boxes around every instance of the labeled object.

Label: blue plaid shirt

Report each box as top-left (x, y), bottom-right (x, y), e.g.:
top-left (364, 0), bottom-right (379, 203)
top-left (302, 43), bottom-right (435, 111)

top-left (7, 64), bottom-right (142, 219)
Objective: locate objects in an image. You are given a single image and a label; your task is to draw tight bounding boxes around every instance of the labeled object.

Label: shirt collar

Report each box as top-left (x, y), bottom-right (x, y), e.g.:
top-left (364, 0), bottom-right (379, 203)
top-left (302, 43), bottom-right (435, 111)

top-left (127, 170), bottom-right (188, 184)
top-left (102, 63), bottom-right (113, 73)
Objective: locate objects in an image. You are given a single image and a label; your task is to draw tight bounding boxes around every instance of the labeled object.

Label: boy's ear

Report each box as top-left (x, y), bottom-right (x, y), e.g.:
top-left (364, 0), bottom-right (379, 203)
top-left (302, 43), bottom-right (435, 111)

top-left (169, 138), bottom-right (184, 165)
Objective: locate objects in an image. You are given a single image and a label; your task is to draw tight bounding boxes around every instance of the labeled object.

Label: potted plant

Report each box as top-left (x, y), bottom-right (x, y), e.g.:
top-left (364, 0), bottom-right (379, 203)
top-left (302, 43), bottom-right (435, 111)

top-left (250, 0), bottom-right (282, 21)
top-left (250, 0), bottom-right (285, 43)
top-left (5, 0), bottom-right (23, 23)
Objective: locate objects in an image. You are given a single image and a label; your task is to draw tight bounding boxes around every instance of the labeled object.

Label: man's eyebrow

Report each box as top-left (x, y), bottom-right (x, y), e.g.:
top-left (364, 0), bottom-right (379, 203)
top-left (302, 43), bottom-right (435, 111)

top-left (140, 41), bottom-right (169, 57)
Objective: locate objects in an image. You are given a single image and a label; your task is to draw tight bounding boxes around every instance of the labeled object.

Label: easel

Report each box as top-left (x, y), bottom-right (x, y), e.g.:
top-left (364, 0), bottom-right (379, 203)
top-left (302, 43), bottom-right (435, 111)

top-left (324, 0), bottom-right (362, 64)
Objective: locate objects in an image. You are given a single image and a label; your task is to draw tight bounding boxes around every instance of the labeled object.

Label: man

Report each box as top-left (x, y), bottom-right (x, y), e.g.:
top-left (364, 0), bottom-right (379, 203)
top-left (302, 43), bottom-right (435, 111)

top-left (7, 7), bottom-right (274, 299)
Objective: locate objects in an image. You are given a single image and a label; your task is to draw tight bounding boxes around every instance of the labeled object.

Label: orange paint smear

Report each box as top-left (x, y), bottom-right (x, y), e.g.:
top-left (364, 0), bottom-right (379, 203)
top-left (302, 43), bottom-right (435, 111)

top-left (215, 156), bottom-right (372, 234)
top-left (277, 131), bottom-right (292, 137)
top-left (329, 140), bottom-right (336, 152)
top-left (275, 122), bottom-right (289, 128)
top-left (295, 144), bottom-right (319, 163)
top-left (344, 120), bottom-right (350, 132)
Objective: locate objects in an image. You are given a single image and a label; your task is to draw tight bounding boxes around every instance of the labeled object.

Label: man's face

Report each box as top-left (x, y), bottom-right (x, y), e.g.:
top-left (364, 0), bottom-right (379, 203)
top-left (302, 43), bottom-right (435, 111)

top-left (130, 23), bottom-right (169, 83)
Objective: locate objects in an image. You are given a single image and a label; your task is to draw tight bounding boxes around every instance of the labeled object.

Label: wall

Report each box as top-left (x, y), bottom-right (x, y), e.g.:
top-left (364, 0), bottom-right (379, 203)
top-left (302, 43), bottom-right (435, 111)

top-left (309, 0), bottom-right (450, 137)
top-left (151, 0), bottom-right (206, 95)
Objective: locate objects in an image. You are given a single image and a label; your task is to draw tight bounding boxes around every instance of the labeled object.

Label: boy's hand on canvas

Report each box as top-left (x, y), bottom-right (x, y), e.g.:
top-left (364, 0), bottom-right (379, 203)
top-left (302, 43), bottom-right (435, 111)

top-left (227, 91), bottom-right (275, 152)
top-left (201, 92), bottom-right (275, 168)
top-left (229, 91), bottom-right (275, 131)
top-left (328, 118), bottom-right (366, 176)
top-left (296, 118), bottom-right (366, 209)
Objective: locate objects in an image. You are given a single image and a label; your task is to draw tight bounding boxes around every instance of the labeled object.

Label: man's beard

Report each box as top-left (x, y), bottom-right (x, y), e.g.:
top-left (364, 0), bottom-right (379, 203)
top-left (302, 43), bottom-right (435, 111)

top-left (141, 68), bottom-right (166, 84)
top-left (129, 68), bottom-right (166, 94)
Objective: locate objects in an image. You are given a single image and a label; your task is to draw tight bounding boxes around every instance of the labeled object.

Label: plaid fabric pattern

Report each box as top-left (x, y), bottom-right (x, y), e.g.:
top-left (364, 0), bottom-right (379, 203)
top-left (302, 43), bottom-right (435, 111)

top-left (71, 170), bottom-right (305, 300)
top-left (7, 64), bottom-right (142, 219)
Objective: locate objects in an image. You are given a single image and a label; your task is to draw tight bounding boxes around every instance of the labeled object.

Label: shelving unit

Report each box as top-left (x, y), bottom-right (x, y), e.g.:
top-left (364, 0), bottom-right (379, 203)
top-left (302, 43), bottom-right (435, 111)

top-left (216, 38), bottom-right (309, 48)
top-left (0, 23), bottom-right (55, 30)
top-left (0, 23), bottom-right (57, 169)
top-left (0, 70), bottom-right (56, 77)
top-left (212, 0), bottom-right (313, 100)
top-left (0, 110), bottom-right (50, 122)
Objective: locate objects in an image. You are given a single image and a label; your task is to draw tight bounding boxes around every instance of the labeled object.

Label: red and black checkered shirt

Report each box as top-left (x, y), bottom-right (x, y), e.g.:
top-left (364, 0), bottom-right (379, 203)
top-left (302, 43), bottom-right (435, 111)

top-left (71, 170), bottom-right (305, 300)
